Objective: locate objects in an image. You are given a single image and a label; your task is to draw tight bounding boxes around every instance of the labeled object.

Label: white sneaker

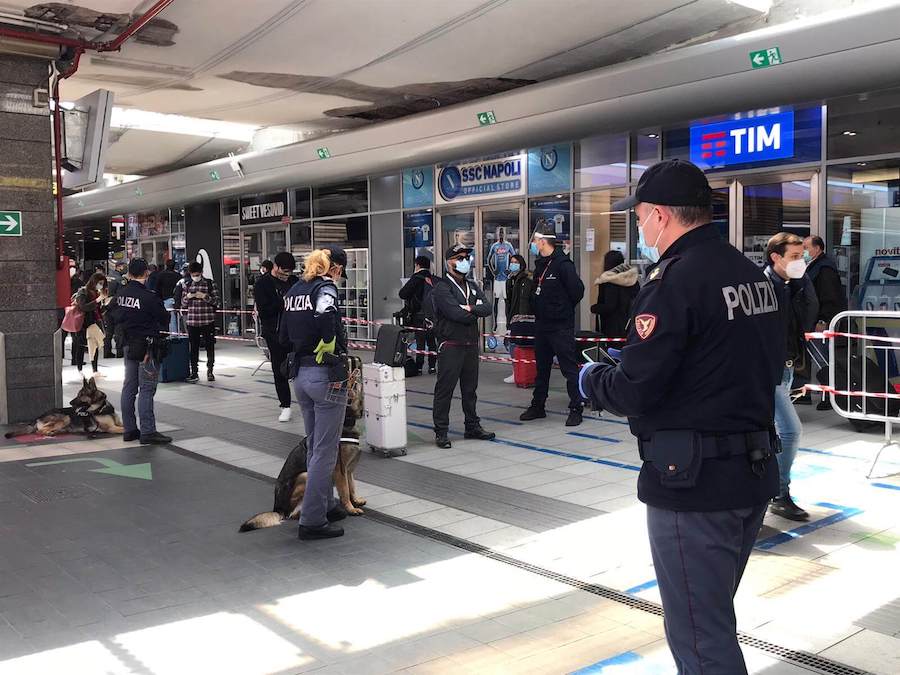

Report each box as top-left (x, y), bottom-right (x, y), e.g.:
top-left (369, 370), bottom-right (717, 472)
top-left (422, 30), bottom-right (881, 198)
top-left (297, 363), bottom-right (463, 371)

top-left (278, 407), bottom-right (292, 423)
top-left (504, 374), bottom-right (516, 384)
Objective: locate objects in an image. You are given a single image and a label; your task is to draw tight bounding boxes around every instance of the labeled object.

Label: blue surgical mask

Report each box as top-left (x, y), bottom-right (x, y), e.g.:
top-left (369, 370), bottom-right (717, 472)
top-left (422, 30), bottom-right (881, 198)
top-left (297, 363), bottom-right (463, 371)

top-left (509, 263), bottom-right (521, 274)
top-left (637, 209), bottom-right (663, 264)
top-left (454, 258), bottom-right (471, 275)
top-left (530, 242), bottom-right (539, 256)
top-left (802, 250), bottom-right (812, 264)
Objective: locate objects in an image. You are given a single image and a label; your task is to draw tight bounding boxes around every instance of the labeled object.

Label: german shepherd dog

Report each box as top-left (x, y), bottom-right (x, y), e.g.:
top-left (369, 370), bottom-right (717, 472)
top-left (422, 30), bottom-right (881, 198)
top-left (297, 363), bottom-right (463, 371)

top-left (4, 377), bottom-right (125, 439)
top-left (240, 355), bottom-right (366, 532)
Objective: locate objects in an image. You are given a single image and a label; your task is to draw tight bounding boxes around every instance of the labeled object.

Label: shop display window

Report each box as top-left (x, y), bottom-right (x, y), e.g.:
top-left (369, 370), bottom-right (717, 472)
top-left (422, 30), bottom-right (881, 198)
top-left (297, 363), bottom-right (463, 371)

top-left (827, 159), bottom-right (900, 311)
top-left (294, 188), bottom-right (311, 219)
top-left (828, 87), bottom-right (900, 160)
top-left (575, 134), bottom-right (627, 189)
top-left (312, 180), bottom-right (368, 217)
top-left (631, 130), bottom-right (660, 182)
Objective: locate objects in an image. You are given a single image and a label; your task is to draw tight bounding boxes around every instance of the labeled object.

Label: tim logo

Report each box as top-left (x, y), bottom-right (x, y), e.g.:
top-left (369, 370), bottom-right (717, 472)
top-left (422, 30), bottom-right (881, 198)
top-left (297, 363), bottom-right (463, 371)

top-left (690, 111), bottom-right (794, 168)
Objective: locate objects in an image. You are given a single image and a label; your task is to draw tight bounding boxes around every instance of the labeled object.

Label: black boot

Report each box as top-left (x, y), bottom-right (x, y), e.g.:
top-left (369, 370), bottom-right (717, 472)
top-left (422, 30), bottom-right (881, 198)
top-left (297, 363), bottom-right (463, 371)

top-left (140, 432), bottom-right (173, 445)
top-left (186, 371), bottom-right (199, 383)
top-left (565, 407), bottom-right (584, 427)
top-left (769, 493), bottom-right (809, 521)
top-left (298, 522), bottom-right (344, 540)
top-left (327, 505), bottom-right (348, 522)
top-left (519, 404), bottom-right (547, 421)
top-left (207, 369), bottom-right (215, 382)
top-left (435, 433), bottom-right (452, 449)
top-left (464, 426), bottom-right (496, 441)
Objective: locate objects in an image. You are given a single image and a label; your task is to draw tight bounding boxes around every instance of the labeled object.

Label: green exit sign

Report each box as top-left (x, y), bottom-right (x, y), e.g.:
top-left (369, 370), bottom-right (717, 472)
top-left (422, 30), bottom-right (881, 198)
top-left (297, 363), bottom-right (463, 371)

top-left (750, 47), bottom-right (783, 69)
top-left (477, 110), bottom-right (497, 126)
top-left (316, 147), bottom-right (331, 159)
top-left (0, 210), bottom-right (22, 236)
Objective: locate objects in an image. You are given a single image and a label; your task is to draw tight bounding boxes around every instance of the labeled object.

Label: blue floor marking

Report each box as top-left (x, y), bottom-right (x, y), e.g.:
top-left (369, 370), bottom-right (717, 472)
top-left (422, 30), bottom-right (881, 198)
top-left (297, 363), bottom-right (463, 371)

top-left (407, 422), bottom-right (641, 471)
top-left (567, 431), bottom-right (622, 444)
top-left (407, 404), bottom-right (523, 426)
top-left (405, 387), bottom-right (631, 425)
top-left (571, 651), bottom-right (674, 675)
top-left (800, 446), bottom-right (900, 466)
top-left (873, 482), bottom-right (900, 491)
top-left (754, 502), bottom-right (863, 551)
top-left (790, 464), bottom-right (831, 480)
top-left (624, 579), bottom-right (659, 595)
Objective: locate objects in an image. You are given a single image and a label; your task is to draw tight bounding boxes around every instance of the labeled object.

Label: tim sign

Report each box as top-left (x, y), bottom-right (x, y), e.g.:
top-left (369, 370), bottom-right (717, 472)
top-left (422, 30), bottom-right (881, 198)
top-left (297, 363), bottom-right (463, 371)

top-left (690, 111), bottom-right (794, 169)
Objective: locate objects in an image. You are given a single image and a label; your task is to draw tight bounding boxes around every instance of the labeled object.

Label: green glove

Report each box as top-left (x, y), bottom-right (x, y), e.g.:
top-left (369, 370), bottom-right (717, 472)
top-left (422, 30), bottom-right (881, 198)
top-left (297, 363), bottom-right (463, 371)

top-left (314, 338), bottom-right (336, 364)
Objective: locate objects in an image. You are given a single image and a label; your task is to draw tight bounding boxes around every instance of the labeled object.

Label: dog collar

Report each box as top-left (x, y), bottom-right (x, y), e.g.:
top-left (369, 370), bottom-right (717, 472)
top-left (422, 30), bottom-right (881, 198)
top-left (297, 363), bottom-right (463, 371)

top-left (339, 437), bottom-right (360, 444)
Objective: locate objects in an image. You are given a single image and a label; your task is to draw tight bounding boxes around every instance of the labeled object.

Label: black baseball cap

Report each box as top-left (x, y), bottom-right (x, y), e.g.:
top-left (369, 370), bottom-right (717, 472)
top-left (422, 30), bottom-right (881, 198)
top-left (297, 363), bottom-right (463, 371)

top-left (612, 159), bottom-right (712, 211)
top-left (128, 258), bottom-right (148, 276)
top-left (324, 245), bottom-right (348, 278)
top-left (445, 243), bottom-right (473, 260)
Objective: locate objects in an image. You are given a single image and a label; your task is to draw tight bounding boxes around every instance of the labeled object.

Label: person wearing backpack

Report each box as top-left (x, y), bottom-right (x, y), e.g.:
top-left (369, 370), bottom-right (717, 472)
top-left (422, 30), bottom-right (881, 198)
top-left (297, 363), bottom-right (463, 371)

top-left (591, 250), bottom-right (640, 337)
top-left (399, 255), bottom-right (437, 375)
top-left (182, 261), bottom-right (220, 382)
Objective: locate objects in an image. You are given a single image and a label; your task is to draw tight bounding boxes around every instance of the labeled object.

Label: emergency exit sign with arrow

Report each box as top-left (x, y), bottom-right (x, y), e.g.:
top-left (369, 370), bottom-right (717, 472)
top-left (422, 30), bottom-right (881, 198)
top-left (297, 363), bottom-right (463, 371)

top-left (0, 210), bottom-right (22, 236)
top-left (750, 47), bottom-right (783, 69)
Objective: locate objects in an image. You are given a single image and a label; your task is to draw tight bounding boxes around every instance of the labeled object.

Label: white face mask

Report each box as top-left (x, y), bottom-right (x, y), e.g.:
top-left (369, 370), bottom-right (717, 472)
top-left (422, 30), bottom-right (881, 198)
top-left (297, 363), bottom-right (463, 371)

top-left (785, 259), bottom-right (807, 279)
top-left (191, 275), bottom-right (202, 282)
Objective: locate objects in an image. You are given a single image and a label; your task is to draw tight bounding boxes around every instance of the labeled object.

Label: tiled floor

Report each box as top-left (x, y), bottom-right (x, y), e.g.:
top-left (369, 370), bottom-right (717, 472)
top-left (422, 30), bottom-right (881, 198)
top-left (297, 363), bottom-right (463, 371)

top-left (0, 340), bottom-right (899, 674)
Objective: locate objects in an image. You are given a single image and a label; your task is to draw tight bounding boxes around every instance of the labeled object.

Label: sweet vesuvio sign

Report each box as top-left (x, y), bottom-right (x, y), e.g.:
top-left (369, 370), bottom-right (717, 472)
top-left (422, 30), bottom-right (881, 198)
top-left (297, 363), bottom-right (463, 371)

top-left (239, 192), bottom-right (288, 226)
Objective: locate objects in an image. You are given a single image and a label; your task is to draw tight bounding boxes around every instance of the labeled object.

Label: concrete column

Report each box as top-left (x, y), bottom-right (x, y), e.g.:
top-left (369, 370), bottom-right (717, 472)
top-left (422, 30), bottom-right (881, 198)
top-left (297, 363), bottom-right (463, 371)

top-left (0, 53), bottom-right (57, 424)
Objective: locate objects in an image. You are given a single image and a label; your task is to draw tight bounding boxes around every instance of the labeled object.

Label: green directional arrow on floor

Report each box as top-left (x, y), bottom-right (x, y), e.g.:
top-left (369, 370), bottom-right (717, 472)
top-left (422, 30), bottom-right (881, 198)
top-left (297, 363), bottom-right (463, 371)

top-left (26, 457), bottom-right (153, 480)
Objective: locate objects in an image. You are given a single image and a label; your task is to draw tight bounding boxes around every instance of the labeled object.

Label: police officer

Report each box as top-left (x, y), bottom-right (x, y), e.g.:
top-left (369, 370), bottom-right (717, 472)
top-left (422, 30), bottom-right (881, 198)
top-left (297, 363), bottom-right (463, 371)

top-left (578, 160), bottom-right (783, 675)
top-left (112, 258), bottom-right (172, 445)
top-left (431, 244), bottom-right (496, 449)
top-left (279, 246), bottom-right (351, 541)
top-left (520, 222), bottom-right (586, 427)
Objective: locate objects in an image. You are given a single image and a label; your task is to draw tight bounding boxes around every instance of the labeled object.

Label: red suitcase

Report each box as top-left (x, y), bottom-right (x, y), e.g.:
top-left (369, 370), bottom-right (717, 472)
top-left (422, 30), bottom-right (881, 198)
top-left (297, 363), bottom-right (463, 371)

top-left (513, 346), bottom-right (536, 388)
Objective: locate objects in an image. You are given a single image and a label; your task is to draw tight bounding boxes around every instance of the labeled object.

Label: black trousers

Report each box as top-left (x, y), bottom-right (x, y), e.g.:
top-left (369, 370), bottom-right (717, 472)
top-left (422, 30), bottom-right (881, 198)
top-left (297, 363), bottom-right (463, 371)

top-left (263, 330), bottom-right (292, 408)
top-left (414, 327), bottom-right (437, 371)
top-left (188, 323), bottom-right (216, 373)
top-left (103, 314), bottom-right (123, 357)
top-left (432, 344), bottom-right (480, 435)
top-left (532, 326), bottom-right (584, 411)
top-left (72, 328), bottom-right (98, 372)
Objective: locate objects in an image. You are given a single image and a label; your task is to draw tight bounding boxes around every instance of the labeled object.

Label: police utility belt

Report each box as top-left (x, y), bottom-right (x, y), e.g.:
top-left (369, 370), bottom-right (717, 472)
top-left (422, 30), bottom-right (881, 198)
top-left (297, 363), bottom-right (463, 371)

top-left (638, 430), bottom-right (780, 489)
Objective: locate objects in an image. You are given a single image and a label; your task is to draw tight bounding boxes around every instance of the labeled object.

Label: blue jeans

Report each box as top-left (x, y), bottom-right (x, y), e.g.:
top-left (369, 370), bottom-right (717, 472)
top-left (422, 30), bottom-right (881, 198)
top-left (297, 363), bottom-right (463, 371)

top-left (293, 366), bottom-right (347, 527)
top-left (164, 298), bottom-right (178, 335)
top-left (121, 347), bottom-right (159, 435)
top-left (773, 366), bottom-right (801, 497)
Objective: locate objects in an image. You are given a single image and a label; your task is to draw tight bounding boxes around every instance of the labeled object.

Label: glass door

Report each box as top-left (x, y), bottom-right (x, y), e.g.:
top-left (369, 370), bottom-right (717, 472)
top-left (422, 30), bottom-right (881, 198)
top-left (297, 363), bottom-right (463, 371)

top-left (439, 209), bottom-right (476, 280)
top-left (737, 172), bottom-right (817, 267)
top-left (480, 204), bottom-right (522, 336)
top-left (242, 231), bottom-right (263, 334)
top-left (222, 230), bottom-right (243, 336)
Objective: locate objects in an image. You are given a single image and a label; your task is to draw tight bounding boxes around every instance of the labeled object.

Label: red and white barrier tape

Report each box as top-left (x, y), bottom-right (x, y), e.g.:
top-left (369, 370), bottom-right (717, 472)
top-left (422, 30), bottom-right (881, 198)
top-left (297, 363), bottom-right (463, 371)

top-left (806, 330), bottom-right (900, 346)
top-left (805, 382), bottom-right (900, 402)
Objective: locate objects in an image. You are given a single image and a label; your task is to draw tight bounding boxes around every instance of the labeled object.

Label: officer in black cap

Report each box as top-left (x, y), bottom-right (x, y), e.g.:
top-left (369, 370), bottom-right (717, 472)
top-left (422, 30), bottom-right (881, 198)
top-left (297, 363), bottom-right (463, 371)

top-left (430, 243), bottom-right (496, 449)
top-left (112, 258), bottom-right (172, 445)
top-left (520, 221), bottom-right (586, 427)
top-left (279, 245), bottom-right (352, 540)
top-left (578, 159), bottom-right (784, 674)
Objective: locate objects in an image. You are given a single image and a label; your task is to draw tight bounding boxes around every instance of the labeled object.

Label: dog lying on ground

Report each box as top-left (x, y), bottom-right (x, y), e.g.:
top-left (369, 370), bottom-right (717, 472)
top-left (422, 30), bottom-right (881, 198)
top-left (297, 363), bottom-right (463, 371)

top-left (4, 377), bottom-right (125, 439)
top-left (239, 355), bottom-right (365, 532)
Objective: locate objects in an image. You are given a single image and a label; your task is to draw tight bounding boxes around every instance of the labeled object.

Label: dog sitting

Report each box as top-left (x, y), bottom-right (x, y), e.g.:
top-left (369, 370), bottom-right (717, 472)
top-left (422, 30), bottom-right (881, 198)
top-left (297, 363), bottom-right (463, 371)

top-left (4, 377), bottom-right (125, 439)
top-left (240, 355), bottom-right (365, 532)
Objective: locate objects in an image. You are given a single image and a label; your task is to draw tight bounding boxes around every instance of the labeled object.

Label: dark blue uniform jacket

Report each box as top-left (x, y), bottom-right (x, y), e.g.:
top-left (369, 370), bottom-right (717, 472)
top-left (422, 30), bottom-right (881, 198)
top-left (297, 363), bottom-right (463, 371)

top-left (580, 224), bottom-right (784, 511)
top-left (111, 280), bottom-right (168, 339)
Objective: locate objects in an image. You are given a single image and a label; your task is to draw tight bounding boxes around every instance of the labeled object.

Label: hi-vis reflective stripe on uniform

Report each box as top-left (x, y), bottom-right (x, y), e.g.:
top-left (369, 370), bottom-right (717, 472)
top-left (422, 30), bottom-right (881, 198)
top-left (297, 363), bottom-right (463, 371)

top-left (284, 295), bottom-right (313, 312)
top-left (722, 281), bottom-right (778, 321)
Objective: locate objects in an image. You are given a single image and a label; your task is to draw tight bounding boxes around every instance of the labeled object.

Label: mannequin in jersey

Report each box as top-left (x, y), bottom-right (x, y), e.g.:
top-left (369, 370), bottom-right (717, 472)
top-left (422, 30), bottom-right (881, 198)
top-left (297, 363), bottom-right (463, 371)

top-left (487, 227), bottom-right (516, 333)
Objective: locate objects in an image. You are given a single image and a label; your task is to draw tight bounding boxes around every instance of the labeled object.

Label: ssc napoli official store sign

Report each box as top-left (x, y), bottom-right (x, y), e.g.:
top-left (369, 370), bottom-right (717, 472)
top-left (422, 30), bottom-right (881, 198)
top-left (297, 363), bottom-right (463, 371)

top-left (436, 153), bottom-right (527, 204)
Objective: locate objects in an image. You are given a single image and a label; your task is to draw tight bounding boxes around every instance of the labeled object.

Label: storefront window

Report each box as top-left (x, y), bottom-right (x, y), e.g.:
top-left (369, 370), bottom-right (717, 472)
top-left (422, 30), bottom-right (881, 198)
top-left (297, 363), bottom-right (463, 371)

top-left (827, 160), bottom-right (900, 310)
top-left (575, 134), bottom-right (627, 189)
top-left (312, 180), bottom-right (368, 217)
top-left (403, 210), bottom-right (434, 277)
top-left (741, 180), bottom-right (811, 267)
top-left (828, 87), bottom-right (900, 159)
top-left (313, 215), bottom-right (368, 249)
top-left (528, 195), bottom-right (571, 254)
top-left (290, 221), bottom-right (312, 266)
top-left (294, 188), bottom-right (311, 219)
top-left (631, 130), bottom-right (660, 182)
top-left (575, 188), bottom-right (628, 331)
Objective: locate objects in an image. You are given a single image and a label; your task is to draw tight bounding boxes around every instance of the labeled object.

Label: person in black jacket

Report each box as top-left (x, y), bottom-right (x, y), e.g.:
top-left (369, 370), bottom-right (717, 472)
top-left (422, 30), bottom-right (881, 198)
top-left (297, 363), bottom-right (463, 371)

top-left (503, 254), bottom-right (535, 384)
top-left (578, 160), bottom-right (784, 674)
top-left (431, 244), bottom-right (496, 449)
top-left (803, 236), bottom-right (846, 327)
top-left (254, 251), bottom-right (299, 421)
top-left (520, 222), bottom-right (586, 427)
top-left (399, 255), bottom-right (437, 375)
top-left (591, 250), bottom-right (640, 337)
top-left (765, 233), bottom-right (819, 522)
top-left (155, 259), bottom-right (182, 335)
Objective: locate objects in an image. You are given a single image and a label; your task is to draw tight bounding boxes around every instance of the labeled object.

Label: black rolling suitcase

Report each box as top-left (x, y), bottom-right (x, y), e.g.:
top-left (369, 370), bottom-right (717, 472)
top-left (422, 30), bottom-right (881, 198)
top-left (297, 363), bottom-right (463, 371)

top-left (374, 324), bottom-right (411, 367)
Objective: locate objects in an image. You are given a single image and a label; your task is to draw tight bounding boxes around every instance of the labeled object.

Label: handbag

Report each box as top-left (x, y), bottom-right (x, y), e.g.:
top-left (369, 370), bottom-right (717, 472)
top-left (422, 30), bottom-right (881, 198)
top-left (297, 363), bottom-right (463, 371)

top-left (61, 303), bottom-right (84, 332)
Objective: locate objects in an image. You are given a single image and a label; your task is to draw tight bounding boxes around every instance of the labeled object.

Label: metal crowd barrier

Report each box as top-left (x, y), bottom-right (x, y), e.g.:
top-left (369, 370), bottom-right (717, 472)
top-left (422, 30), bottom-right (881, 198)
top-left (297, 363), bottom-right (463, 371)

top-left (810, 310), bottom-right (900, 478)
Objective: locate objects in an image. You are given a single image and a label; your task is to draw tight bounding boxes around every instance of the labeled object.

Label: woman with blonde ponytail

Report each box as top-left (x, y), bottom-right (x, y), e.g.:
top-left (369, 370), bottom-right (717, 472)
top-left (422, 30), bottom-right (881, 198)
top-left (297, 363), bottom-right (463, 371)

top-left (278, 245), bottom-right (351, 540)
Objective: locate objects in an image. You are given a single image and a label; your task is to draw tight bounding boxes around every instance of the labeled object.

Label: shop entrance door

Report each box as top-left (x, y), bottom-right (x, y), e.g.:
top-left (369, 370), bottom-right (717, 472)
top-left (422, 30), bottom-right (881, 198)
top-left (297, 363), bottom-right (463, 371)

top-left (437, 201), bottom-right (525, 344)
top-left (735, 171), bottom-right (818, 267)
